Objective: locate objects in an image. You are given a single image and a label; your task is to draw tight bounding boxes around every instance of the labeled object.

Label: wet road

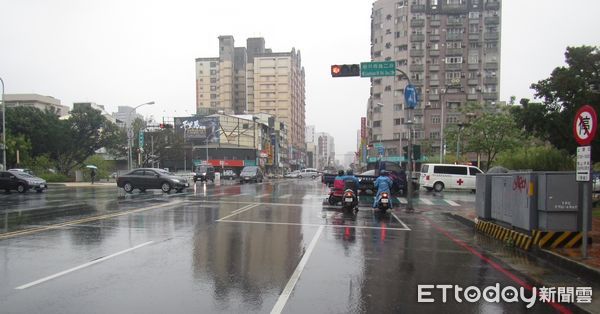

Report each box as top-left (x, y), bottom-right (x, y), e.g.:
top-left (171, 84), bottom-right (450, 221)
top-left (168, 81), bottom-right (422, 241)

top-left (0, 180), bottom-right (576, 313)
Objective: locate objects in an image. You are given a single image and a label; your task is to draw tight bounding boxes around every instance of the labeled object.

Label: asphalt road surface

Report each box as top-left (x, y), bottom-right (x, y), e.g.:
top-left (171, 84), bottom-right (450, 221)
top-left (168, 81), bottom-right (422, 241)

top-left (0, 180), bottom-right (583, 313)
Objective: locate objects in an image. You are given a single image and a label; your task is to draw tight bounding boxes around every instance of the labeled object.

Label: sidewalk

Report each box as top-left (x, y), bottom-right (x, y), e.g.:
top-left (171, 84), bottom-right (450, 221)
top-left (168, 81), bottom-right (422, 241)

top-left (449, 205), bottom-right (600, 272)
top-left (48, 182), bottom-right (117, 187)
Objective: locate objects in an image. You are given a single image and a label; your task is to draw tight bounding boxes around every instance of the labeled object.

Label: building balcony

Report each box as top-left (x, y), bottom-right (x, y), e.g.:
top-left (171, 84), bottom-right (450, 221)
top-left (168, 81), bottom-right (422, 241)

top-left (484, 32), bottom-right (500, 41)
top-left (446, 33), bottom-right (464, 41)
top-left (467, 79), bottom-right (479, 85)
top-left (410, 64), bottom-right (424, 72)
top-left (428, 94), bottom-right (440, 101)
top-left (445, 78), bottom-right (463, 86)
top-left (410, 19), bottom-right (425, 27)
top-left (428, 49), bottom-right (440, 56)
top-left (429, 65), bottom-right (440, 71)
top-left (442, 4), bottom-right (468, 14)
top-left (410, 34), bottom-right (425, 42)
top-left (485, 16), bottom-right (500, 25)
top-left (429, 34), bottom-right (441, 42)
top-left (445, 63), bottom-right (463, 71)
top-left (413, 79), bottom-right (424, 87)
top-left (410, 49), bottom-right (425, 57)
top-left (484, 77), bottom-right (498, 84)
top-left (485, 2), bottom-right (500, 10)
top-left (485, 47), bottom-right (499, 53)
top-left (446, 19), bottom-right (464, 27)
top-left (484, 62), bottom-right (499, 70)
top-left (411, 4), bottom-right (426, 12)
top-left (468, 33), bottom-right (481, 41)
top-left (467, 93), bottom-right (479, 101)
top-left (429, 80), bottom-right (440, 86)
top-left (468, 63), bottom-right (480, 71)
top-left (483, 92), bottom-right (498, 100)
top-left (446, 48), bottom-right (464, 56)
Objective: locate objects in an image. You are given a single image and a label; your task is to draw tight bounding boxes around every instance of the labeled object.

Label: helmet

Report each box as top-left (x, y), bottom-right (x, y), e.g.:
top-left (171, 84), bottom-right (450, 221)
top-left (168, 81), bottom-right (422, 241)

top-left (346, 169), bottom-right (353, 176)
top-left (338, 170), bottom-right (345, 176)
top-left (380, 170), bottom-right (389, 176)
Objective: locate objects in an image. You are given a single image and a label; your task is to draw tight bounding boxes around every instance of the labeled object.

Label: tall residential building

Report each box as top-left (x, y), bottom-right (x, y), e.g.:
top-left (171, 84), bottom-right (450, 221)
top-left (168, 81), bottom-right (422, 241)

top-left (368, 0), bottom-right (501, 159)
top-left (316, 132), bottom-right (335, 171)
top-left (195, 36), bottom-right (307, 167)
top-left (112, 106), bottom-right (143, 128)
top-left (305, 125), bottom-right (315, 143)
top-left (3, 94), bottom-right (69, 117)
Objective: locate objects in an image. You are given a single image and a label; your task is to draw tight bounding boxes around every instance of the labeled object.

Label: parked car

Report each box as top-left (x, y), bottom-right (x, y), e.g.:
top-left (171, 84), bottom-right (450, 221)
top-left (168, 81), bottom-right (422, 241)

top-left (0, 171), bottom-right (48, 193)
top-left (239, 166), bottom-right (264, 183)
top-left (8, 168), bottom-right (35, 175)
top-left (221, 169), bottom-right (237, 180)
top-left (193, 165), bottom-right (215, 183)
top-left (298, 168), bottom-right (320, 179)
top-left (284, 170), bottom-right (300, 178)
top-left (117, 168), bottom-right (189, 193)
top-left (420, 163), bottom-right (483, 192)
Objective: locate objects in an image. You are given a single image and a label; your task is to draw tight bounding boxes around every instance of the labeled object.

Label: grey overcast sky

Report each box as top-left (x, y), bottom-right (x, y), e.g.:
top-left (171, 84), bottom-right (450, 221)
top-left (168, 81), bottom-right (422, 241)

top-left (1, 0), bottom-right (599, 157)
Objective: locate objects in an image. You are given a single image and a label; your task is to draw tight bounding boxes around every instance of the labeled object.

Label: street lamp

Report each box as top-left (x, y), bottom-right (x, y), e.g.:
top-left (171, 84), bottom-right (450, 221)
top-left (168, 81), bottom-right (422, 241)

top-left (128, 101), bottom-right (154, 170)
top-left (0, 77), bottom-right (5, 171)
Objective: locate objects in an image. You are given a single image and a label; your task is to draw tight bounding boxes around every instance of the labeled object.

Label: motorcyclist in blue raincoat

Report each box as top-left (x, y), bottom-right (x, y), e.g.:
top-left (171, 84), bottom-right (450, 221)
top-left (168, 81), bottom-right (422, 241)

top-left (373, 170), bottom-right (394, 208)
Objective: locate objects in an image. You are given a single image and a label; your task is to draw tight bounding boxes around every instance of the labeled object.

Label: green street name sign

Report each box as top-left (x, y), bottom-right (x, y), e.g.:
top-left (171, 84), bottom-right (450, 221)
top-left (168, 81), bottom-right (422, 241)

top-left (360, 61), bottom-right (396, 77)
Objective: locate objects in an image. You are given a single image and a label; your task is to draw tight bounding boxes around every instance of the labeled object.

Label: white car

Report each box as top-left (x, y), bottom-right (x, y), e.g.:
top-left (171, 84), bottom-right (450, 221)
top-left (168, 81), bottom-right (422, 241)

top-left (420, 163), bottom-right (483, 192)
top-left (297, 168), bottom-right (320, 179)
top-left (284, 170), bottom-right (300, 178)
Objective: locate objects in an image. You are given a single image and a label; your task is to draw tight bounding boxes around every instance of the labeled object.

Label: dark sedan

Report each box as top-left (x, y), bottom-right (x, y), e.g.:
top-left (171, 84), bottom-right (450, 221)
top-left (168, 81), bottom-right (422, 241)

top-left (0, 171), bottom-right (48, 193)
top-left (116, 168), bottom-right (189, 193)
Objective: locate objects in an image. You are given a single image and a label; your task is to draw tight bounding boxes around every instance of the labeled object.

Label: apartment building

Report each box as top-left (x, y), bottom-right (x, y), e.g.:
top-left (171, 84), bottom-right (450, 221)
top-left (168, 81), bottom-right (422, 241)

top-left (195, 36), bottom-right (306, 168)
top-left (368, 0), bottom-right (501, 159)
top-left (3, 94), bottom-right (69, 117)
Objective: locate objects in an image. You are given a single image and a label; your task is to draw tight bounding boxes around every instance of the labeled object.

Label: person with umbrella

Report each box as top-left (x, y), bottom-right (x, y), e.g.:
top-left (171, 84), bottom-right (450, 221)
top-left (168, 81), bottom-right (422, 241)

top-left (87, 165), bottom-right (98, 184)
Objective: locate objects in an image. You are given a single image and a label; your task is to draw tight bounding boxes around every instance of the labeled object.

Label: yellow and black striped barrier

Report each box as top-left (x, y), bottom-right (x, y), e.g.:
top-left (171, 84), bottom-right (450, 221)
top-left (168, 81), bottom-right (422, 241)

top-left (531, 230), bottom-right (585, 249)
top-left (475, 220), bottom-right (534, 251)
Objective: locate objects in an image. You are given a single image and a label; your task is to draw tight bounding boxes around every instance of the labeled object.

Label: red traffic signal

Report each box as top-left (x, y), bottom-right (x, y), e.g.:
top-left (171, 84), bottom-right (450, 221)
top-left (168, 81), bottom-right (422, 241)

top-left (331, 64), bottom-right (360, 77)
top-left (159, 123), bottom-right (165, 129)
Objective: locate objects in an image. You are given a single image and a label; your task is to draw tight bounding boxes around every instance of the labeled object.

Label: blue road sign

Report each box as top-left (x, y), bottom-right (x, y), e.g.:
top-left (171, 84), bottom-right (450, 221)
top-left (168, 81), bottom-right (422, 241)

top-left (404, 84), bottom-right (419, 109)
top-left (377, 146), bottom-right (385, 155)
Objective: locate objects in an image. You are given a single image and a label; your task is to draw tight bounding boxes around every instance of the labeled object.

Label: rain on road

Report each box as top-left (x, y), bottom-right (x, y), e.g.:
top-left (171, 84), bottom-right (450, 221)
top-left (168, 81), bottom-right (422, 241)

top-left (0, 180), bottom-right (571, 313)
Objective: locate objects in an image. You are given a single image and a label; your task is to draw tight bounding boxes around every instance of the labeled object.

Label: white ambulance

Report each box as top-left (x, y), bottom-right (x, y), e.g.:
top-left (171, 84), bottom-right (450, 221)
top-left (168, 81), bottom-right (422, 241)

top-left (420, 163), bottom-right (483, 192)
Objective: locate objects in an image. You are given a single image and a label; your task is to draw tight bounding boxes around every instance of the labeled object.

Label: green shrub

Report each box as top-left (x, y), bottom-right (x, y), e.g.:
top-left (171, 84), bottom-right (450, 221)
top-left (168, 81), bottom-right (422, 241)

top-left (496, 145), bottom-right (574, 171)
top-left (39, 173), bottom-right (71, 182)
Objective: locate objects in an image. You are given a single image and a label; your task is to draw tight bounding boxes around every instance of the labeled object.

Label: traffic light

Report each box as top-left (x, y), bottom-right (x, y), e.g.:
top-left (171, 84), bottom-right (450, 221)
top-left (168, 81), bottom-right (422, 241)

top-left (159, 123), bottom-right (173, 129)
top-left (413, 145), bottom-right (421, 161)
top-left (159, 123), bottom-right (165, 129)
top-left (331, 64), bottom-right (360, 77)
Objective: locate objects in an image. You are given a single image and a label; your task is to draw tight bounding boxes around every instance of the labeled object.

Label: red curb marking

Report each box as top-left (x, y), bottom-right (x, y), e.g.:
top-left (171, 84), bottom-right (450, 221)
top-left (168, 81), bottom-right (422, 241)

top-left (420, 215), bottom-right (572, 314)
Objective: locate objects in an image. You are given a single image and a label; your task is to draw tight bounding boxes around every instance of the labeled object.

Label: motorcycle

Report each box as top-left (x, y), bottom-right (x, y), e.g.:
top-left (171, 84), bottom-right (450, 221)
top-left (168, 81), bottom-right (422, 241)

top-left (341, 188), bottom-right (359, 213)
top-left (328, 187), bottom-right (344, 205)
top-left (376, 192), bottom-right (391, 214)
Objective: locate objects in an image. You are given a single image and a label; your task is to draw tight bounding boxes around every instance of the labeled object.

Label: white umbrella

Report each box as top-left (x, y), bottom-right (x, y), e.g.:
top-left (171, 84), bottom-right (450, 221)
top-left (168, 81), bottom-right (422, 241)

top-left (86, 165), bottom-right (98, 169)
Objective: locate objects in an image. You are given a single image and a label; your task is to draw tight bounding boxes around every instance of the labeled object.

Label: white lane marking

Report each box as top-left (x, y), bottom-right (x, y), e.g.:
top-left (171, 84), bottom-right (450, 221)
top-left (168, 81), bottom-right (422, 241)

top-left (255, 193), bottom-right (271, 198)
top-left (218, 220), bottom-right (410, 231)
top-left (271, 225), bottom-right (324, 314)
top-left (445, 200), bottom-right (460, 207)
top-left (15, 241), bottom-right (154, 290)
top-left (396, 197), bottom-right (408, 204)
top-left (217, 204), bottom-right (260, 221)
top-left (278, 194), bottom-right (292, 199)
top-left (391, 212), bottom-right (412, 230)
top-left (420, 198), bottom-right (434, 205)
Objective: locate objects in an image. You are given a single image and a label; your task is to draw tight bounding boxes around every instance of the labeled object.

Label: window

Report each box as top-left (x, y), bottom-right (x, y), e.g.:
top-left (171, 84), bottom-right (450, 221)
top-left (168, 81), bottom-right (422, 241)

top-left (429, 88), bottom-right (439, 94)
top-left (445, 56), bottom-right (463, 64)
top-left (394, 118), bottom-right (404, 125)
top-left (469, 24), bottom-right (479, 33)
top-left (393, 132), bottom-right (402, 140)
top-left (468, 54), bottom-right (479, 64)
top-left (384, 85), bottom-right (392, 91)
top-left (210, 62), bottom-right (217, 67)
top-left (431, 115), bottom-right (440, 124)
top-left (445, 71), bottom-right (462, 79)
top-left (430, 131), bottom-right (440, 139)
top-left (210, 78), bottom-right (217, 84)
top-left (431, 0), bottom-right (438, 5)
top-left (469, 167), bottom-right (482, 176)
top-left (397, 59), bottom-right (408, 66)
top-left (210, 70), bottom-right (217, 75)
top-left (373, 121), bottom-right (382, 127)
top-left (448, 42), bottom-right (462, 49)
top-left (468, 11), bottom-right (480, 18)
top-left (434, 166), bottom-right (468, 175)
top-left (447, 115), bottom-right (459, 124)
top-left (447, 28), bottom-right (464, 34)
top-left (394, 104), bottom-right (402, 111)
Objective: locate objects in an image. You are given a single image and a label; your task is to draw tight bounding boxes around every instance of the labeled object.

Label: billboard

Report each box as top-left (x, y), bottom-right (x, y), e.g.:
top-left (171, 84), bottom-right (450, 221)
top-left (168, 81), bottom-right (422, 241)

top-left (174, 116), bottom-right (220, 145)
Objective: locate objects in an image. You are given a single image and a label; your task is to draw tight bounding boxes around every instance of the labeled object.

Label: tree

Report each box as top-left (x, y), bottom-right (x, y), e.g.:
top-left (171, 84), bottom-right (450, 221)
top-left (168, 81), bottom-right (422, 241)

top-left (515, 46), bottom-right (600, 160)
top-left (446, 112), bottom-right (522, 170)
top-left (54, 106), bottom-right (123, 175)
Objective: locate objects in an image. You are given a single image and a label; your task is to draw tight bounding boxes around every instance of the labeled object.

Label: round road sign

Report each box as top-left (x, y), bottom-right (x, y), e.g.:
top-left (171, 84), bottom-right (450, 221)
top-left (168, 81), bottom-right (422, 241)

top-left (573, 105), bottom-right (598, 146)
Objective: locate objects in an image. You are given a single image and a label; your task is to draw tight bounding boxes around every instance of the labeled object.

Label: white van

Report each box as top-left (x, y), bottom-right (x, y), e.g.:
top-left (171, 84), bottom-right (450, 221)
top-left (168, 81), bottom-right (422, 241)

top-left (298, 168), bottom-right (320, 179)
top-left (420, 163), bottom-right (483, 192)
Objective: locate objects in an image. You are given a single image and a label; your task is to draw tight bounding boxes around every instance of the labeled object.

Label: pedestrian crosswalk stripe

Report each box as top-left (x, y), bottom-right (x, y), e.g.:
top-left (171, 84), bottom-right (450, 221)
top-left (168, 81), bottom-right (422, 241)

top-left (279, 194), bottom-right (292, 198)
top-left (419, 198), bottom-right (434, 205)
top-left (444, 200), bottom-right (460, 206)
top-left (255, 193), bottom-right (270, 198)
